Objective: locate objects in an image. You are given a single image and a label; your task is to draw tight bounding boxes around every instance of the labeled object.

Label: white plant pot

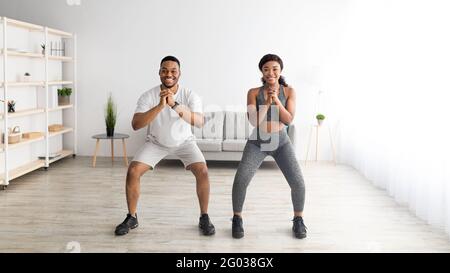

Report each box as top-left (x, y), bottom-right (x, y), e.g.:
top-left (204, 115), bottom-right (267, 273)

top-left (21, 75), bottom-right (32, 82)
top-left (58, 95), bottom-right (70, 106)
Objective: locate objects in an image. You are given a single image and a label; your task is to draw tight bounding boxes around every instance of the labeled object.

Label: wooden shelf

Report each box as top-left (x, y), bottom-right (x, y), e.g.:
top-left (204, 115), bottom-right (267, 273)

top-left (0, 160), bottom-right (45, 183)
top-left (1, 81), bottom-right (45, 87)
top-left (48, 149), bottom-right (74, 164)
top-left (0, 108), bottom-right (45, 120)
top-left (1, 50), bottom-right (44, 58)
top-left (1, 81), bottom-right (73, 87)
top-left (1, 17), bottom-right (76, 186)
top-left (49, 104), bottom-right (74, 112)
top-left (48, 81), bottom-right (73, 86)
top-left (0, 135), bottom-right (45, 153)
top-left (49, 127), bottom-right (73, 137)
top-left (47, 27), bottom-right (73, 38)
top-left (5, 18), bottom-right (44, 32)
top-left (48, 55), bottom-right (74, 62)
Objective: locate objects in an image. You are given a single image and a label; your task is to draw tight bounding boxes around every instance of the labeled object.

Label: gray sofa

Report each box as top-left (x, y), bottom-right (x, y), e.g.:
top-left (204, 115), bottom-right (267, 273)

top-left (165, 111), bottom-right (296, 162)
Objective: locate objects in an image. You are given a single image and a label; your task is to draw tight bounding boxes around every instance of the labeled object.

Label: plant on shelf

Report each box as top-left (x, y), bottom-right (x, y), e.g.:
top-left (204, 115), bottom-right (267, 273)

top-left (105, 93), bottom-right (117, 137)
top-left (57, 87), bottom-right (72, 106)
top-left (8, 100), bottom-right (16, 113)
top-left (23, 72), bottom-right (31, 82)
top-left (41, 43), bottom-right (46, 55)
top-left (0, 99), bottom-right (16, 113)
top-left (316, 113), bottom-right (325, 126)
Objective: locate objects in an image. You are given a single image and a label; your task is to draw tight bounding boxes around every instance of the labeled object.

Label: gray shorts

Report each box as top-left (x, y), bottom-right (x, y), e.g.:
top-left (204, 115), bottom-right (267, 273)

top-left (132, 140), bottom-right (206, 170)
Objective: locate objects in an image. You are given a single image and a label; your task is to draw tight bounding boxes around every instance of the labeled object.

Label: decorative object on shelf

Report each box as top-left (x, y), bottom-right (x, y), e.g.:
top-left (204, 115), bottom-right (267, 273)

top-left (2, 126), bottom-right (22, 144)
top-left (22, 132), bottom-right (44, 139)
top-left (8, 100), bottom-right (16, 113)
top-left (22, 72), bottom-right (31, 82)
top-left (39, 152), bottom-right (62, 160)
top-left (48, 124), bottom-right (64, 132)
top-left (105, 93), bottom-right (117, 137)
top-left (50, 41), bottom-right (56, 56)
top-left (50, 41), bottom-right (66, 56)
top-left (41, 43), bottom-right (46, 55)
top-left (316, 113), bottom-right (325, 126)
top-left (0, 99), bottom-right (16, 113)
top-left (57, 87), bottom-right (72, 105)
top-left (8, 47), bottom-right (28, 53)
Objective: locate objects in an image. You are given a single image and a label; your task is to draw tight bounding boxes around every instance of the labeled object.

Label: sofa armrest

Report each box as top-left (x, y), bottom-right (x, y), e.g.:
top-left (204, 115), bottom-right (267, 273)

top-left (287, 124), bottom-right (296, 147)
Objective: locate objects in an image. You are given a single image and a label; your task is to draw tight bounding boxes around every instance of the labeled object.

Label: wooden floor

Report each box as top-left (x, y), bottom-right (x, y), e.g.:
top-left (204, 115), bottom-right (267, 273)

top-left (0, 156), bottom-right (449, 253)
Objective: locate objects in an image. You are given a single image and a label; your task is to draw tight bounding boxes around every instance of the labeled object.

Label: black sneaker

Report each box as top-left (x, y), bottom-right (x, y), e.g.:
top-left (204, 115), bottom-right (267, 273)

top-left (199, 214), bottom-right (215, 236)
top-left (115, 213), bottom-right (138, 236)
top-left (232, 215), bottom-right (244, 239)
top-left (292, 216), bottom-right (307, 239)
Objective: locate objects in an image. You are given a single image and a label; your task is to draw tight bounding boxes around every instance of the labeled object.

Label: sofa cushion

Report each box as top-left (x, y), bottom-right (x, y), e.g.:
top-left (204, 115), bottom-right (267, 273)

top-left (235, 112), bottom-right (248, 139)
top-left (224, 111), bottom-right (254, 140)
top-left (222, 139), bottom-right (247, 152)
top-left (192, 111), bottom-right (224, 139)
top-left (192, 124), bottom-right (203, 139)
top-left (202, 111), bottom-right (224, 139)
top-left (195, 138), bottom-right (222, 152)
top-left (224, 111), bottom-right (236, 140)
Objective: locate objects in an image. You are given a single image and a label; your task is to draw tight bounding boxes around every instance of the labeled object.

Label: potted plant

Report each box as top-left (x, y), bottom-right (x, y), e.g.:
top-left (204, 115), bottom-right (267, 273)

top-left (22, 72), bottom-right (31, 82)
top-left (57, 87), bottom-right (72, 105)
top-left (105, 93), bottom-right (117, 137)
top-left (0, 99), bottom-right (16, 113)
top-left (41, 43), bottom-right (46, 55)
top-left (316, 113), bottom-right (325, 126)
top-left (8, 100), bottom-right (16, 113)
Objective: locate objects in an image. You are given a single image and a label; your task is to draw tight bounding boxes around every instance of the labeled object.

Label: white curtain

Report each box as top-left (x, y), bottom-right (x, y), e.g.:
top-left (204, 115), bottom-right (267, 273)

top-left (326, 0), bottom-right (450, 235)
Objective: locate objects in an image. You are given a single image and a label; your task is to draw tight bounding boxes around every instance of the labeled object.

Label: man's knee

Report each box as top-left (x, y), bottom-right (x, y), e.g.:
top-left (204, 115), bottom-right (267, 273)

top-left (190, 163), bottom-right (209, 179)
top-left (127, 162), bottom-right (149, 180)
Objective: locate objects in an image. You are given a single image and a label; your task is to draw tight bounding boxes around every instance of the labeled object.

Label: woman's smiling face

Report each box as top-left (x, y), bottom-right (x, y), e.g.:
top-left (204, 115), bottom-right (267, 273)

top-left (261, 61), bottom-right (281, 85)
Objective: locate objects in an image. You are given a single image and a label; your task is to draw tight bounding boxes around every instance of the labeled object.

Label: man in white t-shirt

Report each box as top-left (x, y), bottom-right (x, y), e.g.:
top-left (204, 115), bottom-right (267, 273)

top-left (115, 56), bottom-right (215, 236)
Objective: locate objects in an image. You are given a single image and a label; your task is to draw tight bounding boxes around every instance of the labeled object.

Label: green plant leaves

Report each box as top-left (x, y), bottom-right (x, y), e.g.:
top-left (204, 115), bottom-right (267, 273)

top-left (57, 87), bottom-right (72, 97)
top-left (316, 114), bottom-right (325, 120)
top-left (105, 93), bottom-right (117, 129)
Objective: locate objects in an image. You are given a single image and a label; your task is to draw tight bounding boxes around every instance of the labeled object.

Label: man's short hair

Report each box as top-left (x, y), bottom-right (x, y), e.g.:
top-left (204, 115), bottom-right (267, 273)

top-left (160, 56), bottom-right (180, 68)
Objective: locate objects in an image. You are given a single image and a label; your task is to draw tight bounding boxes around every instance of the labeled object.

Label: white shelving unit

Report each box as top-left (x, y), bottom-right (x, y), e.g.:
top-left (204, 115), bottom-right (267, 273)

top-left (0, 17), bottom-right (77, 189)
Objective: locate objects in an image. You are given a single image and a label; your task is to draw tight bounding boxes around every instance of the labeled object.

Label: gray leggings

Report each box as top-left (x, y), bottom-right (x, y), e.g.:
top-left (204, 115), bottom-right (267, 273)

top-left (232, 130), bottom-right (306, 212)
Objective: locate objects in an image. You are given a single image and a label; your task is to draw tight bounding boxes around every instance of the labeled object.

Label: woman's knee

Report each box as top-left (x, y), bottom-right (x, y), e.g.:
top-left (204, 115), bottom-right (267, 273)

top-left (288, 178), bottom-right (305, 192)
top-left (233, 168), bottom-right (254, 190)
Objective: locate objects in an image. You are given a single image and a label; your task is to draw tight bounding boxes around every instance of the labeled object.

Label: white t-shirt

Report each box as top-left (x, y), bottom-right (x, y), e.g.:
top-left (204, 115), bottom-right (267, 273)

top-left (134, 85), bottom-right (202, 147)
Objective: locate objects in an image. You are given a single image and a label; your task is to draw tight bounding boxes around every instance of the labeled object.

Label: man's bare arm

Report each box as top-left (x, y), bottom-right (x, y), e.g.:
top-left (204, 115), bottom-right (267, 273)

top-left (172, 105), bottom-right (205, 128)
top-left (131, 94), bottom-right (168, 130)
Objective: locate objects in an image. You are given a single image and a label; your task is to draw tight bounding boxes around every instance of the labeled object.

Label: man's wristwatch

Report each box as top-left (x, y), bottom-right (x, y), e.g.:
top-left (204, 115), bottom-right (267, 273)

top-left (171, 101), bottom-right (180, 109)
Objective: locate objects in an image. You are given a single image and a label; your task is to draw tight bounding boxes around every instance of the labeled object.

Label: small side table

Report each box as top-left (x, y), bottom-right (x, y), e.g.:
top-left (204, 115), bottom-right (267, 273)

top-left (305, 124), bottom-right (336, 165)
top-left (92, 133), bottom-right (130, 167)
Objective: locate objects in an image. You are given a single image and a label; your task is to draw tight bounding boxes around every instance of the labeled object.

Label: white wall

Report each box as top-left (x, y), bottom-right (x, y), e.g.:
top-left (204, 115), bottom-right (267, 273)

top-left (0, 0), bottom-right (349, 158)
